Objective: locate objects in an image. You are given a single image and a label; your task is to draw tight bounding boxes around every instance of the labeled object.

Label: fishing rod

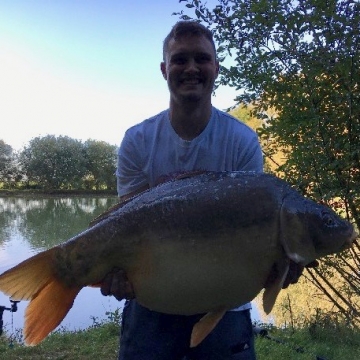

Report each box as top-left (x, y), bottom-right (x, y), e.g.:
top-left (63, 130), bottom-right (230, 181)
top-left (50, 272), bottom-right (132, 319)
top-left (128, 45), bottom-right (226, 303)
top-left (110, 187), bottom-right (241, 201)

top-left (253, 325), bottom-right (329, 360)
top-left (0, 299), bottom-right (19, 336)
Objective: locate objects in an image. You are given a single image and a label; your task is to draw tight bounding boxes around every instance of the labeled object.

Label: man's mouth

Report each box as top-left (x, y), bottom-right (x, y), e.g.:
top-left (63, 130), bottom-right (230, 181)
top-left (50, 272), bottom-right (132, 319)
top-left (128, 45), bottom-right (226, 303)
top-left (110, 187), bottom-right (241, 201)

top-left (181, 78), bottom-right (202, 85)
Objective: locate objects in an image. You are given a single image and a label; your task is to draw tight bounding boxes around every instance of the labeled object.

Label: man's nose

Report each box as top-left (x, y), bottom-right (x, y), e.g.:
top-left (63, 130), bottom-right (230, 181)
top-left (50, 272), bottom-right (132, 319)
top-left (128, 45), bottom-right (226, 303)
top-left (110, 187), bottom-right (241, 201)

top-left (184, 58), bottom-right (199, 73)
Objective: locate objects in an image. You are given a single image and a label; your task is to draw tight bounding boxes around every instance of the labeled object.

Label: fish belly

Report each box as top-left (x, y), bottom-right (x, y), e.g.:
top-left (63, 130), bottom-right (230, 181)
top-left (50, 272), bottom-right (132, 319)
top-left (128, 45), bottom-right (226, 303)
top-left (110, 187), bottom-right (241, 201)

top-left (129, 234), bottom-right (278, 315)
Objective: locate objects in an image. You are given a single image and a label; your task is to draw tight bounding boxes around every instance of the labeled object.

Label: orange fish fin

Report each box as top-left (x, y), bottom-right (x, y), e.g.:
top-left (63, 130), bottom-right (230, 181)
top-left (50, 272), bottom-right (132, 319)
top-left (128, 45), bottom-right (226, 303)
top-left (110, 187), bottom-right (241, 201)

top-left (0, 248), bottom-right (82, 345)
top-left (24, 277), bottom-right (81, 345)
top-left (190, 308), bottom-right (227, 348)
top-left (263, 258), bottom-right (289, 314)
top-left (0, 248), bottom-right (57, 301)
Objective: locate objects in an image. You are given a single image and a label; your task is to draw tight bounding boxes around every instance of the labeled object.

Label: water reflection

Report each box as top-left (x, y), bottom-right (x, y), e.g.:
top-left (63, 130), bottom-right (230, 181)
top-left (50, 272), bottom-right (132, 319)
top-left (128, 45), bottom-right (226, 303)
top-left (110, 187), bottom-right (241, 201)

top-left (0, 196), bottom-right (123, 336)
top-left (0, 197), bottom-right (117, 253)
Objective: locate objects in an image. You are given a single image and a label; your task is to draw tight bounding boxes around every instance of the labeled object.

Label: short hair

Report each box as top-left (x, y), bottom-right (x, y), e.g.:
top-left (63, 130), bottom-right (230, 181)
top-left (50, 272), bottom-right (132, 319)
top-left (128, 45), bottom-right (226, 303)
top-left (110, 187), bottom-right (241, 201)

top-left (162, 21), bottom-right (216, 61)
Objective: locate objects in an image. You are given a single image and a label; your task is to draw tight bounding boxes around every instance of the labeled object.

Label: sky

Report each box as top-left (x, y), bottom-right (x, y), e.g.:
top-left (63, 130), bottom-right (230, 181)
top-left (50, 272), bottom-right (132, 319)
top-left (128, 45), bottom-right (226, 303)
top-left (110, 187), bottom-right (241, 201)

top-left (0, 0), bottom-right (239, 151)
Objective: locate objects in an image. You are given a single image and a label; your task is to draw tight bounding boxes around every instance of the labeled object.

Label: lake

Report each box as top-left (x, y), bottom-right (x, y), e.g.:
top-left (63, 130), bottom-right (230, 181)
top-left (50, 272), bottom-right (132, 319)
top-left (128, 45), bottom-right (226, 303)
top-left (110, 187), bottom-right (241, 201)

top-left (0, 196), bottom-right (261, 337)
top-left (0, 196), bottom-right (125, 336)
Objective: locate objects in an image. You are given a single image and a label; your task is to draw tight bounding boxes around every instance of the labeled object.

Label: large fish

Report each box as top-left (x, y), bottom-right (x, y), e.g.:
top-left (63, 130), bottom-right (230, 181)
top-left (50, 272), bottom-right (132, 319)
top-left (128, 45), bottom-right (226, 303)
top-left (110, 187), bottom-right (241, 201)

top-left (0, 172), bottom-right (356, 347)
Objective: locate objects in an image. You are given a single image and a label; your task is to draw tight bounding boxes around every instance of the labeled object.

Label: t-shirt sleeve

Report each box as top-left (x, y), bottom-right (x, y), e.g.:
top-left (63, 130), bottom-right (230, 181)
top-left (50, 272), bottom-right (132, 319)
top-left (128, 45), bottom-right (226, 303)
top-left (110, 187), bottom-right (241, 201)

top-left (116, 129), bottom-right (148, 197)
top-left (237, 132), bottom-right (263, 172)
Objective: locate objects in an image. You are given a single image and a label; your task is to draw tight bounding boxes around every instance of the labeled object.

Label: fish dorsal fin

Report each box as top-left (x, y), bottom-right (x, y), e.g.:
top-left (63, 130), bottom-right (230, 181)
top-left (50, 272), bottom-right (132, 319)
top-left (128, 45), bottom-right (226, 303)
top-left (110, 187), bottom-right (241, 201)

top-left (90, 171), bottom-right (207, 227)
top-left (263, 258), bottom-right (290, 314)
top-left (89, 198), bottom-right (133, 227)
top-left (190, 308), bottom-right (227, 348)
top-left (154, 170), bottom-right (207, 185)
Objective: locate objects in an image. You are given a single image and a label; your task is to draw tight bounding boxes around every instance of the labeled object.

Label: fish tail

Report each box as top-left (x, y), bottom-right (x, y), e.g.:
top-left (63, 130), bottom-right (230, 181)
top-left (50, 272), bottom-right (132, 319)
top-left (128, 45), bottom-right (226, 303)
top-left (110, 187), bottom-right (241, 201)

top-left (0, 248), bottom-right (81, 345)
top-left (25, 276), bottom-right (81, 345)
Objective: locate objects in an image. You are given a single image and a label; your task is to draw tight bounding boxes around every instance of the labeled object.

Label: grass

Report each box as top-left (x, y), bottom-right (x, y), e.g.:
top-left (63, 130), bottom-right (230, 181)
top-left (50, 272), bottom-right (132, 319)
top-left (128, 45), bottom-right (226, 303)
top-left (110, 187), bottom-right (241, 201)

top-left (0, 322), bottom-right (120, 360)
top-left (254, 322), bottom-right (360, 360)
top-left (0, 318), bottom-right (359, 359)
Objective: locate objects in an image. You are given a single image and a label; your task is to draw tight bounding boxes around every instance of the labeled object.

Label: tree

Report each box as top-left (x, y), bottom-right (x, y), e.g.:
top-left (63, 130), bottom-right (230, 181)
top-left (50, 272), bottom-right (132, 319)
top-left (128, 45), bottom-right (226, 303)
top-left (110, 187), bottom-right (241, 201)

top-left (0, 140), bottom-right (13, 183)
top-left (0, 140), bottom-right (22, 187)
top-left (229, 103), bottom-right (262, 129)
top-left (20, 135), bottom-right (87, 189)
top-left (83, 140), bottom-right (117, 190)
top-left (229, 103), bottom-right (280, 172)
top-left (177, 0), bottom-right (360, 325)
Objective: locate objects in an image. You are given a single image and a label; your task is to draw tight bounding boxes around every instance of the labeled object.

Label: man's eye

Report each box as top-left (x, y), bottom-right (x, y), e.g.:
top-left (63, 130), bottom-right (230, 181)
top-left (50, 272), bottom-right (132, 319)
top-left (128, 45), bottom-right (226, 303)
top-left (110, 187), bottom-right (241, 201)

top-left (196, 56), bottom-right (211, 63)
top-left (172, 57), bottom-right (186, 64)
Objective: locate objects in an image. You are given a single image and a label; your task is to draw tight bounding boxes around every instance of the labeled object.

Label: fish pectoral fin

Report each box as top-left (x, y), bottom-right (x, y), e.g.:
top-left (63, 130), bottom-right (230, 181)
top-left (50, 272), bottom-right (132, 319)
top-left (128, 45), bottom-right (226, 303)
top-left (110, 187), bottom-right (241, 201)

top-left (263, 258), bottom-right (290, 314)
top-left (190, 308), bottom-right (227, 348)
top-left (25, 278), bottom-right (81, 346)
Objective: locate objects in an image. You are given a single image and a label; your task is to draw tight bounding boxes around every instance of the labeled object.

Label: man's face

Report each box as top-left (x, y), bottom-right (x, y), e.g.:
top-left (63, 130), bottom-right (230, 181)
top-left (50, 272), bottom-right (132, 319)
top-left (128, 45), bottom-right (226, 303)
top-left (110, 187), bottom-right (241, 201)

top-left (161, 34), bottom-right (219, 104)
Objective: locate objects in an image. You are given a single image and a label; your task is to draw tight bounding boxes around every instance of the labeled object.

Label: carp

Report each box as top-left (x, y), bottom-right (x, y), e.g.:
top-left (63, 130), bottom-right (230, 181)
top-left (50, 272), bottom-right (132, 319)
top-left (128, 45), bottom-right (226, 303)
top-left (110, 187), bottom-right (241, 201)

top-left (0, 171), bottom-right (356, 346)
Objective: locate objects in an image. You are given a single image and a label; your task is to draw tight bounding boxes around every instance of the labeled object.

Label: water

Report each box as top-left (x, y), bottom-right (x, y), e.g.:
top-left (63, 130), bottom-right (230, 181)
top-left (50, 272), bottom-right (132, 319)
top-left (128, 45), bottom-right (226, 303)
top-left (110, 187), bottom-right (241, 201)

top-left (0, 196), bottom-right (124, 336)
top-left (0, 196), bottom-right (261, 338)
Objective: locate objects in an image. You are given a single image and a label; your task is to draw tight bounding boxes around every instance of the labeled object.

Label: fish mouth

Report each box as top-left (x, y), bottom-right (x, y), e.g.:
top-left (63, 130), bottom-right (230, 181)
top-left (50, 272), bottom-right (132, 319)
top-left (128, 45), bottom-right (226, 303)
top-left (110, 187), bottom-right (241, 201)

top-left (343, 228), bottom-right (359, 250)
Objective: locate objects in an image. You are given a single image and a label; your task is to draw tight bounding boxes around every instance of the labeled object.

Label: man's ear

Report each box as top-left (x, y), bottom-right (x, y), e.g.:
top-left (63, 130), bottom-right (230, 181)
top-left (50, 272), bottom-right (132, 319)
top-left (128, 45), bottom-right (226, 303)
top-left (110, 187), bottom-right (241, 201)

top-left (160, 62), bottom-right (167, 80)
top-left (215, 60), bottom-right (220, 78)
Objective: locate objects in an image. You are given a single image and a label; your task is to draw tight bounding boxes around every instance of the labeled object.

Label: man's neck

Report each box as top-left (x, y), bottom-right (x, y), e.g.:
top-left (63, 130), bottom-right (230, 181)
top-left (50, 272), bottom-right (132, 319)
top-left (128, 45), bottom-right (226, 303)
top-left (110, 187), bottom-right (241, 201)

top-left (169, 101), bottom-right (212, 141)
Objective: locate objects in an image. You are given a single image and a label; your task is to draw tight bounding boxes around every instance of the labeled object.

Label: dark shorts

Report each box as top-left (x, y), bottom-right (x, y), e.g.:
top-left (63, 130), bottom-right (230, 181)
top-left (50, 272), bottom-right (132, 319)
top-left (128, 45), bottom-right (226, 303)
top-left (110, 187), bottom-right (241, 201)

top-left (118, 300), bottom-right (256, 360)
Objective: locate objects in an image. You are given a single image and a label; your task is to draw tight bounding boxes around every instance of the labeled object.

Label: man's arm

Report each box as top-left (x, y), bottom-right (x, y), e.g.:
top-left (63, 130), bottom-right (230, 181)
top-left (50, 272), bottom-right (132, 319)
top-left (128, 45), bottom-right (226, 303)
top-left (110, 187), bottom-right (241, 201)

top-left (100, 185), bottom-right (149, 301)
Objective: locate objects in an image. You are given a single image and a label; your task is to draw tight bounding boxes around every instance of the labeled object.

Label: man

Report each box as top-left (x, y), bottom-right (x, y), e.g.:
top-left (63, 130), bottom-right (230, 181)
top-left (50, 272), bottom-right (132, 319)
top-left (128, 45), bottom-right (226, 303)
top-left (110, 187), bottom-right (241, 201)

top-left (102, 21), bottom-right (262, 359)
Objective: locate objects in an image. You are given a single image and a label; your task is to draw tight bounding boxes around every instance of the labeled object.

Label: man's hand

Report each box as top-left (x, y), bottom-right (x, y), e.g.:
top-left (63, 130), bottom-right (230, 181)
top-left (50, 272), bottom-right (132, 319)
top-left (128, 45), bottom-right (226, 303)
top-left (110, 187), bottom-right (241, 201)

top-left (282, 260), bottom-right (319, 289)
top-left (100, 268), bottom-right (135, 301)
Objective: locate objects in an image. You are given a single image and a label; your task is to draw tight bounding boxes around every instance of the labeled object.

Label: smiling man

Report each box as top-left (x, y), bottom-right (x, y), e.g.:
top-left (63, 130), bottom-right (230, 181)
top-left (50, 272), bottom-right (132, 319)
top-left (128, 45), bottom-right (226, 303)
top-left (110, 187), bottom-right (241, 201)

top-left (101, 21), bottom-right (263, 359)
top-left (160, 27), bottom-right (219, 139)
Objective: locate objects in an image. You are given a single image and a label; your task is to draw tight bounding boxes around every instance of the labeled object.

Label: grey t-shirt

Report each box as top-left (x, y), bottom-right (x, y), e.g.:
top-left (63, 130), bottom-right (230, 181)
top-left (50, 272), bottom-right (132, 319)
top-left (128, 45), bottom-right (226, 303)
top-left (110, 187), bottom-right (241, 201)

top-left (116, 106), bottom-right (264, 311)
top-left (117, 107), bottom-right (263, 195)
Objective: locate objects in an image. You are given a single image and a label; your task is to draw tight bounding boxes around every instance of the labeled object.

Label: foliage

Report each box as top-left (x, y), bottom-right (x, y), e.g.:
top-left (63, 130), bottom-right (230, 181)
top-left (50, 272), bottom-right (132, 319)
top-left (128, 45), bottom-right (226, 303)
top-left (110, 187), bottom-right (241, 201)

top-left (305, 252), bottom-right (360, 326)
top-left (229, 103), bottom-right (262, 130)
top-left (0, 140), bottom-right (12, 181)
top-left (229, 103), bottom-right (283, 172)
top-left (0, 140), bottom-right (23, 187)
top-left (177, 0), bottom-right (360, 325)
top-left (83, 140), bottom-right (117, 190)
top-left (14, 135), bottom-right (117, 191)
top-left (19, 135), bottom-right (86, 190)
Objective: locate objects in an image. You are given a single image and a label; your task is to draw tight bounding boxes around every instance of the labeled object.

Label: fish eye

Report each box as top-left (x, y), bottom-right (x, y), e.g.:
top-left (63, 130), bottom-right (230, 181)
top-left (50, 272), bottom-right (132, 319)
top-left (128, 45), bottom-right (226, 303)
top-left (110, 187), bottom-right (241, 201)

top-left (323, 212), bottom-right (336, 227)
